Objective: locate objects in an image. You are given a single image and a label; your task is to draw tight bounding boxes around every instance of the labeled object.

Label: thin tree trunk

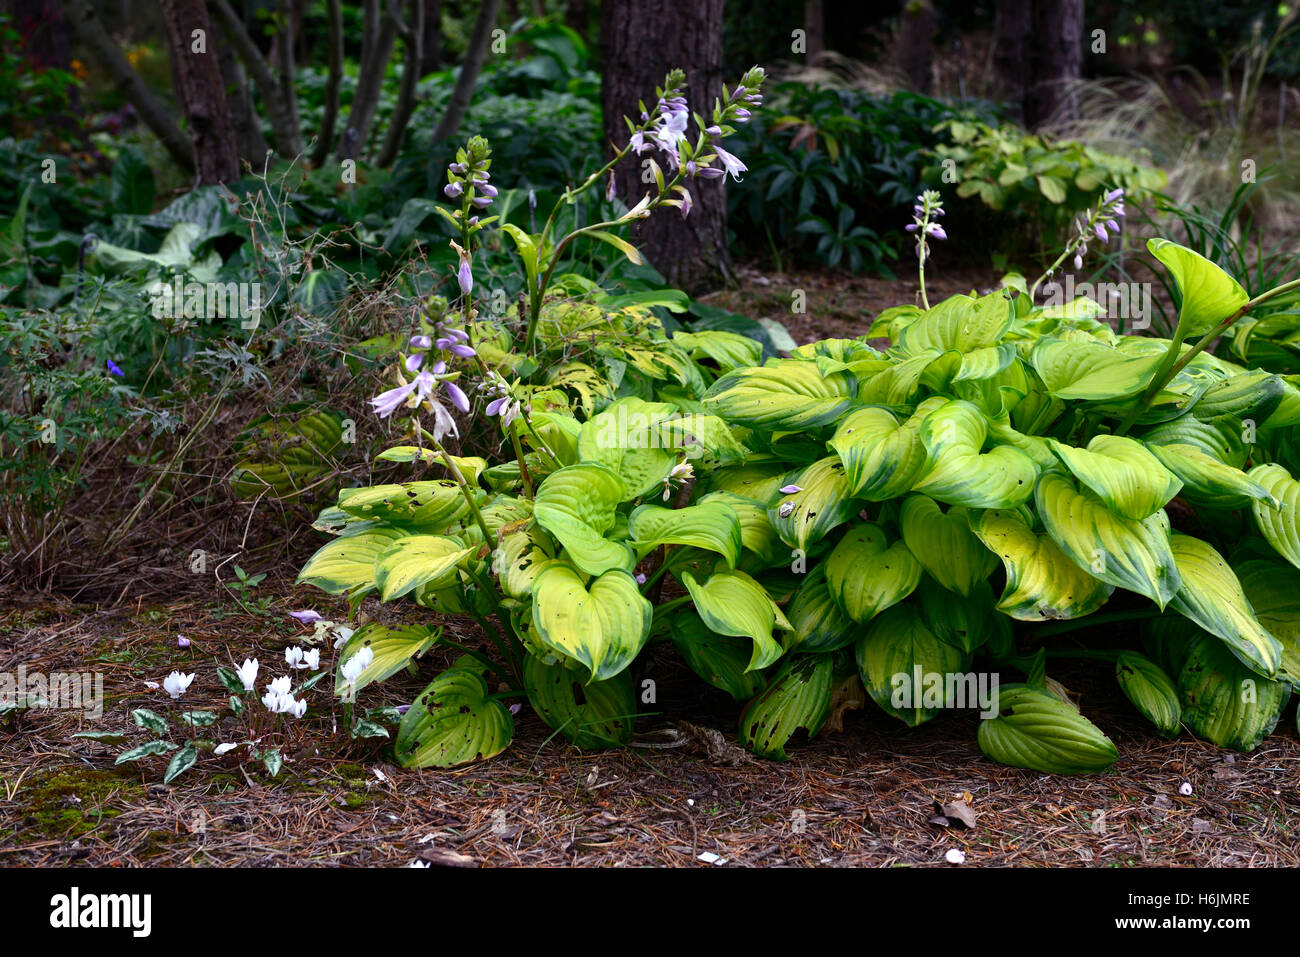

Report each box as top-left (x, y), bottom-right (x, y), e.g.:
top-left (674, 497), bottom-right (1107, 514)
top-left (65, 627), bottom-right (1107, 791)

top-left (897, 0), bottom-right (935, 93)
top-left (162, 0), bottom-right (240, 183)
top-left (804, 0), bottom-right (824, 60)
top-left (1027, 0), bottom-right (1083, 128)
top-left (208, 0), bottom-right (303, 155)
top-left (273, 0), bottom-right (302, 157)
top-left (216, 27), bottom-right (268, 166)
top-left (419, 0), bottom-right (441, 74)
top-left (432, 0), bottom-right (501, 142)
top-left (600, 0), bottom-right (731, 292)
top-left (339, 0), bottom-right (399, 159)
top-left (377, 0), bottom-right (424, 166)
top-left (994, 0), bottom-right (1032, 124)
top-left (310, 0), bottom-right (343, 167)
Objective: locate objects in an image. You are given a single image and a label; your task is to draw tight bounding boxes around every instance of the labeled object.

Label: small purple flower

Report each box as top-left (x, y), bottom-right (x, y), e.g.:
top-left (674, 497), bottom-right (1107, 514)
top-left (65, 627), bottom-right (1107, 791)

top-left (927, 224), bottom-right (947, 240)
top-left (679, 189), bottom-right (692, 218)
top-left (635, 572), bottom-right (647, 584)
top-left (290, 609), bottom-right (322, 624)
top-left (449, 162), bottom-right (467, 176)
top-left (444, 182), bottom-right (463, 199)
top-left (371, 381), bottom-right (418, 418)
top-left (485, 396), bottom-right (508, 417)
top-left (177, 635), bottom-right (191, 648)
top-left (606, 173), bottom-right (617, 202)
top-left (904, 223), bottom-right (918, 233)
top-left (449, 342), bottom-right (477, 359)
top-left (471, 196), bottom-right (492, 209)
top-left (476, 183), bottom-right (498, 199)
top-left (696, 165), bottom-right (725, 180)
top-left (1095, 224), bottom-right (1108, 242)
top-left (444, 380), bottom-right (470, 413)
top-left (705, 125), bottom-right (721, 137)
top-left (107, 359), bottom-right (124, 376)
top-left (1104, 187), bottom-right (1124, 203)
top-left (1106, 219), bottom-right (1120, 234)
top-left (404, 354), bottom-right (423, 373)
top-left (779, 484), bottom-right (803, 494)
top-left (733, 108), bottom-right (751, 121)
top-left (714, 145), bottom-right (747, 181)
top-left (457, 260), bottom-right (473, 296)
top-left (1073, 253), bottom-right (1084, 270)
top-left (409, 334), bottom-right (432, 350)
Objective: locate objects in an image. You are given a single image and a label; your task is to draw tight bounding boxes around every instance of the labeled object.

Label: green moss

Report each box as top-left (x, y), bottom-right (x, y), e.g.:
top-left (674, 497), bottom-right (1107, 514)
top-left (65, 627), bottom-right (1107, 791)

top-left (340, 791), bottom-right (372, 809)
top-left (335, 762), bottom-right (368, 782)
top-left (21, 766), bottom-right (142, 839)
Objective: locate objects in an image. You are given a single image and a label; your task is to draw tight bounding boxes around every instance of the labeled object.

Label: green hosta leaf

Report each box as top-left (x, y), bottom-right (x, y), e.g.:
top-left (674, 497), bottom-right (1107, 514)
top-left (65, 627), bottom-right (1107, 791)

top-left (671, 329), bottom-right (763, 371)
top-left (896, 292), bottom-right (1015, 356)
top-left (671, 614), bottom-right (767, 701)
top-left (115, 740), bottom-right (179, 764)
top-left (856, 603), bottom-right (971, 726)
top-left (969, 507), bottom-right (1112, 620)
top-left (163, 744), bottom-right (200, 784)
top-left (1236, 559), bottom-right (1300, 687)
top-left (769, 456), bottom-right (856, 551)
top-left (1167, 534), bottom-right (1281, 677)
top-left (297, 526), bottom-right (407, 596)
top-left (1140, 414), bottom-right (1248, 467)
top-left (828, 405), bottom-right (928, 500)
top-left (374, 535), bottom-right (477, 601)
top-left (1147, 443), bottom-right (1273, 510)
top-left (1148, 238), bottom-right (1250, 338)
top-left (577, 405), bottom-right (677, 498)
top-left (825, 524), bottom-right (922, 623)
top-left (784, 564), bottom-right (857, 653)
top-left (915, 577), bottom-right (1011, 655)
top-left (628, 501), bottom-right (742, 567)
top-left (654, 413), bottom-right (749, 465)
top-left (953, 343), bottom-right (1018, 381)
top-left (395, 667), bottom-right (513, 768)
top-left (1030, 337), bottom-right (1164, 401)
top-left (532, 564), bottom-right (652, 681)
top-left (1249, 464), bottom-right (1300, 571)
top-left (704, 359), bottom-right (856, 430)
top-left (496, 525), bottom-right (555, 600)
top-left (857, 350), bottom-right (939, 404)
top-left (977, 684), bottom-right (1118, 774)
top-left (912, 400), bottom-right (1037, 508)
top-left (1115, 652), bottom-right (1181, 738)
top-left (334, 622), bottom-right (441, 697)
top-left (1176, 632), bottom-right (1289, 752)
top-left (681, 568), bottom-right (789, 671)
top-left (1036, 473), bottom-right (1180, 608)
top-left (523, 654), bottom-right (637, 749)
top-left (533, 463), bottom-right (633, 576)
top-left (899, 495), bottom-right (998, 597)
top-left (700, 492), bottom-right (779, 561)
top-left (738, 655), bottom-right (834, 760)
top-left (708, 462), bottom-right (791, 503)
top-left (1192, 370), bottom-right (1285, 422)
top-left (1049, 434), bottom-right (1182, 520)
top-left (337, 481), bottom-right (470, 528)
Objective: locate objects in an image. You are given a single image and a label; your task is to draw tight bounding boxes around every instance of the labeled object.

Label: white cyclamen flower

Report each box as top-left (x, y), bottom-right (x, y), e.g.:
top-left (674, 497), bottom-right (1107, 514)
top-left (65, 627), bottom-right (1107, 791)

top-left (268, 675), bottom-right (292, 696)
top-left (214, 743), bottom-right (239, 756)
top-left (302, 649), bottom-right (321, 671)
top-left (285, 646), bottom-right (305, 669)
top-left (236, 658), bottom-right (259, 692)
top-left (163, 671), bottom-right (195, 699)
top-left (341, 647), bottom-right (375, 687)
top-left (332, 624), bottom-right (355, 650)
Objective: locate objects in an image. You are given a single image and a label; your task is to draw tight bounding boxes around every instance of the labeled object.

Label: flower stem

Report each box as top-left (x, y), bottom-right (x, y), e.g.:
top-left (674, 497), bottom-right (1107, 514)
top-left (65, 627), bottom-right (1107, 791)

top-left (419, 426), bottom-right (493, 544)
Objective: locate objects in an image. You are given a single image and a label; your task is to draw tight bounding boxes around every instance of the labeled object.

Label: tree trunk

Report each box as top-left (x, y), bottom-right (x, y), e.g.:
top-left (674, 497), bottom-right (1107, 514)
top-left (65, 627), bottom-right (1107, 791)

top-left (208, 0), bottom-right (303, 156)
top-left (419, 0), bottom-right (441, 74)
top-left (272, 0), bottom-right (302, 156)
top-left (338, 0), bottom-right (399, 159)
top-left (897, 0), bottom-right (935, 93)
top-left (216, 28), bottom-right (268, 166)
top-left (994, 0), bottom-right (1032, 124)
top-left (377, 0), bottom-right (424, 165)
top-left (600, 0), bottom-right (730, 292)
top-left (432, 0), bottom-right (501, 141)
top-left (161, 0), bottom-right (240, 184)
top-left (310, 0), bottom-right (343, 166)
top-left (1026, 0), bottom-right (1083, 128)
top-left (803, 0), bottom-right (824, 61)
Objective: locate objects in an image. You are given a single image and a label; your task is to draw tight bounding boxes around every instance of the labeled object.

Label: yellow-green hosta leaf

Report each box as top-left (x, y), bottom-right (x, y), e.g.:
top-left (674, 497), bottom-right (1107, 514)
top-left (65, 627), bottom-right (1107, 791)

top-left (1191, 370), bottom-right (1286, 423)
top-left (334, 622), bottom-right (441, 697)
top-left (706, 462), bottom-right (790, 504)
top-left (977, 684), bottom-right (1118, 774)
top-left (1168, 534), bottom-right (1281, 677)
top-left (654, 413), bottom-right (749, 465)
top-left (671, 329), bottom-right (763, 372)
top-left (671, 614), bottom-right (767, 701)
top-left (1148, 238), bottom-right (1250, 338)
top-left (531, 563), bottom-right (652, 681)
top-left (769, 456), bottom-right (856, 551)
top-left (577, 400), bottom-right (678, 498)
top-left (855, 603), bottom-right (971, 727)
top-left (953, 342), bottom-right (1018, 381)
top-left (1030, 337), bottom-right (1164, 401)
top-left (337, 480), bottom-right (471, 529)
top-left (395, 667), bottom-right (513, 768)
top-left (912, 400), bottom-right (1038, 508)
top-left (914, 577), bottom-right (1012, 655)
top-left (1236, 559), bottom-right (1300, 687)
top-left (784, 564), bottom-right (857, 653)
top-left (1049, 434), bottom-right (1182, 520)
top-left (297, 526), bottom-right (408, 596)
top-left (969, 507), bottom-right (1112, 620)
top-left (681, 568), bottom-right (789, 671)
top-left (899, 494), bottom-right (998, 597)
top-left (700, 491), bottom-right (779, 561)
top-left (738, 654), bottom-right (834, 760)
top-left (1249, 464), bottom-right (1300, 571)
top-left (828, 405), bottom-right (928, 501)
top-left (1036, 473), bottom-right (1180, 607)
top-left (825, 524), bottom-right (922, 623)
top-left (1176, 632), bottom-right (1290, 752)
top-left (374, 535), bottom-right (476, 601)
top-left (523, 654), bottom-right (637, 749)
top-left (857, 350), bottom-right (940, 404)
top-left (897, 291), bottom-right (1015, 356)
top-left (1147, 443), bottom-right (1274, 510)
top-left (628, 501), bottom-right (742, 567)
top-left (703, 359), bottom-right (856, 430)
top-left (1140, 414), bottom-right (1248, 467)
top-left (1115, 652), bottom-right (1181, 737)
top-left (496, 525), bottom-right (555, 600)
top-left (533, 463), bottom-right (633, 576)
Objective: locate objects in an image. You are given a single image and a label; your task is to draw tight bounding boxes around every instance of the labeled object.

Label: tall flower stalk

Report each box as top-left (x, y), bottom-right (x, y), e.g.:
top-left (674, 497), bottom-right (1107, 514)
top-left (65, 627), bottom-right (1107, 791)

top-left (907, 190), bottom-right (946, 310)
top-left (1029, 188), bottom-right (1125, 302)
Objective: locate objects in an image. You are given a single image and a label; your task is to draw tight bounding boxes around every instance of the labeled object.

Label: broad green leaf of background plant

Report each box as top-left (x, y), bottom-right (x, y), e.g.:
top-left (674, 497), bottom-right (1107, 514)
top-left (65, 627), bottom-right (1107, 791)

top-left (1236, 559), bottom-right (1300, 687)
top-left (681, 568), bottom-right (789, 671)
top-left (523, 654), bottom-right (637, 748)
top-left (912, 400), bottom-right (1038, 508)
top-left (297, 526), bottom-right (408, 596)
top-left (828, 405), bottom-right (928, 500)
top-left (533, 463), bottom-right (633, 575)
top-left (1049, 434), bottom-right (1182, 520)
top-left (738, 655), bottom-right (834, 761)
top-left (1147, 442), bottom-right (1273, 510)
top-left (899, 495), bottom-right (998, 597)
top-left (670, 614), bottom-right (768, 701)
top-left (334, 622), bottom-right (441, 697)
top-left (1176, 632), bottom-right (1290, 752)
top-left (628, 501), bottom-right (742, 567)
top-left (1115, 652), bottom-right (1181, 738)
top-left (825, 524), bottom-right (922, 622)
top-left (531, 563), bottom-right (651, 681)
top-left (395, 667), bottom-right (513, 768)
top-left (704, 360), bottom-right (856, 430)
top-left (1035, 473), bottom-right (1180, 607)
top-left (856, 604), bottom-right (971, 726)
top-left (1249, 464), bottom-right (1300, 570)
top-left (769, 456), bottom-right (857, 550)
top-left (337, 481), bottom-right (471, 529)
top-left (977, 684), bottom-right (1118, 774)
top-left (373, 535), bottom-right (477, 601)
top-left (1030, 337), bottom-right (1164, 401)
top-left (1148, 238), bottom-right (1250, 338)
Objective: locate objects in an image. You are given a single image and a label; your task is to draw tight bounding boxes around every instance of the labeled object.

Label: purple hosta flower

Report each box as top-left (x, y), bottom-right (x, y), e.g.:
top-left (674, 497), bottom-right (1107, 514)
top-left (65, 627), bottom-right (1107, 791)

top-left (476, 182), bottom-right (498, 200)
top-left (405, 353), bottom-right (423, 373)
top-left (629, 130), bottom-right (650, 153)
top-left (606, 172), bottom-right (617, 202)
top-left (778, 501), bottom-right (795, 518)
top-left (449, 162), bottom-right (468, 176)
top-left (695, 164), bottom-right (725, 180)
top-left (443, 181), bottom-right (463, 199)
top-left (444, 379), bottom-right (470, 414)
top-left (1095, 223), bottom-right (1109, 243)
top-left (1104, 187), bottom-right (1124, 203)
top-left (471, 195), bottom-right (493, 209)
top-left (290, 609), bottom-right (322, 624)
top-left (1073, 254), bottom-right (1084, 271)
top-left (107, 359), bottom-right (125, 376)
top-left (447, 342), bottom-right (477, 359)
top-left (635, 572), bottom-right (647, 585)
top-left (909, 190), bottom-right (946, 260)
top-left (409, 334), bottom-right (432, 350)
top-left (705, 125), bottom-right (722, 137)
top-left (732, 108), bottom-right (751, 121)
top-left (371, 380), bottom-right (418, 418)
top-left (679, 188), bottom-right (693, 219)
top-left (779, 484), bottom-right (803, 494)
top-left (485, 395), bottom-right (523, 428)
top-left (1106, 219), bottom-right (1121, 234)
top-left (927, 223), bottom-right (947, 240)
top-left (661, 461), bottom-right (695, 501)
top-left (457, 259), bottom-right (473, 296)
top-left (177, 634), bottom-right (191, 648)
top-left (713, 145), bottom-right (747, 182)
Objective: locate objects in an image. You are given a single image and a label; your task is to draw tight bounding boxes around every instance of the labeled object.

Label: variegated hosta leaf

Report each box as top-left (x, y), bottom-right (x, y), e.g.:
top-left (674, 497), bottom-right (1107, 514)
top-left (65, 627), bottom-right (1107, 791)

top-left (769, 456), bottom-right (856, 551)
top-left (1176, 632), bottom-right (1290, 752)
top-left (337, 481), bottom-right (471, 528)
top-left (654, 413), bottom-right (749, 465)
top-left (1235, 559), bottom-right (1300, 687)
top-left (628, 501), bottom-right (742, 567)
top-left (896, 291), bottom-right (1015, 356)
top-left (1115, 651), bottom-right (1182, 738)
top-left (825, 524), bottom-right (922, 623)
top-left (855, 603), bottom-right (971, 726)
top-left (395, 667), bottom-right (513, 768)
top-left (1035, 472), bottom-right (1181, 608)
top-left (828, 402), bottom-right (932, 500)
top-left (334, 622), bottom-right (441, 697)
top-left (706, 462), bottom-right (792, 504)
top-left (476, 496), bottom-right (534, 538)
top-left (914, 577), bottom-right (1012, 655)
top-left (1140, 414), bottom-right (1248, 468)
top-left (969, 508), bottom-right (1112, 620)
top-left (1249, 464), bottom-right (1300, 571)
top-left (1167, 534), bottom-right (1281, 677)
top-left (671, 329), bottom-right (762, 372)
top-left (671, 614), bottom-right (767, 701)
top-left (784, 564), bottom-right (857, 653)
top-left (495, 525), bottom-right (555, 601)
top-left (532, 463), bottom-right (633, 576)
top-left (680, 568), bottom-right (790, 671)
top-left (952, 343), bottom-right (1018, 382)
top-left (899, 494), bottom-right (998, 597)
top-left (523, 653), bottom-right (637, 749)
top-left (1191, 370), bottom-right (1286, 423)
top-left (977, 684), bottom-right (1118, 774)
top-left (1147, 442), bottom-right (1273, 510)
top-left (1030, 337), bottom-right (1164, 401)
top-left (531, 563), bottom-right (652, 681)
top-left (738, 654), bottom-right (834, 760)
top-left (374, 535), bottom-right (477, 601)
top-left (297, 526), bottom-right (408, 596)
top-left (1147, 238), bottom-right (1250, 338)
top-left (911, 400), bottom-right (1038, 508)
top-left (857, 350), bottom-right (940, 405)
top-left (703, 359), bottom-right (856, 431)
top-left (700, 491), bottom-right (779, 561)
top-left (1049, 434), bottom-right (1182, 520)
top-left (577, 399), bottom-right (677, 498)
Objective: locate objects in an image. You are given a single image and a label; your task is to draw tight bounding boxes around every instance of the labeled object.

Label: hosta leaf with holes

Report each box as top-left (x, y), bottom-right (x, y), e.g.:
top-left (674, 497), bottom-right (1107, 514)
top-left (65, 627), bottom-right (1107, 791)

top-left (334, 622), bottom-right (441, 697)
top-left (1049, 434), bottom-right (1182, 520)
top-left (1249, 464), bottom-right (1300, 570)
top-left (708, 462), bottom-right (790, 504)
top-left (977, 684), bottom-right (1118, 774)
top-left (395, 667), bottom-right (513, 768)
top-left (856, 603), bottom-right (971, 726)
top-left (1191, 370), bottom-right (1285, 422)
top-left (1148, 238), bottom-right (1250, 338)
top-left (373, 535), bottom-right (477, 601)
top-left (704, 359), bottom-right (856, 430)
top-left (1235, 559), bottom-right (1300, 687)
top-left (1167, 534), bottom-right (1281, 677)
top-left (738, 654), bottom-right (834, 760)
top-left (1115, 652), bottom-right (1181, 738)
top-left (914, 577), bottom-right (1011, 655)
top-left (532, 463), bottom-right (633, 576)
top-left (828, 404), bottom-right (929, 500)
top-left (1176, 632), bottom-right (1289, 752)
top-left (911, 400), bottom-right (1038, 508)
top-left (1147, 443), bottom-right (1274, 509)
top-left (700, 492), bottom-right (779, 561)
top-left (769, 456), bottom-right (856, 551)
top-left (337, 481), bottom-right (472, 529)
top-left (531, 563), bottom-right (651, 681)
top-left (671, 614), bottom-right (767, 700)
top-left (628, 501), bottom-right (742, 567)
top-left (825, 524), bottom-right (922, 622)
top-left (297, 526), bottom-right (407, 596)
top-left (496, 525), bottom-right (555, 600)
top-left (1035, 473), bottom-right (1180, 608)
top-left (784, 564), bottom-right (857, 653)
top-left (680, 568), bottom-right (789, 671)
top-left (969, 507), bottom-right (1112, 620)
top-left (523, 653), bottom-right (636, 748)
top-left (899, 495), bottom-right (998, 597)
top-left (1030, 337), bottom-right (1165, 401)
